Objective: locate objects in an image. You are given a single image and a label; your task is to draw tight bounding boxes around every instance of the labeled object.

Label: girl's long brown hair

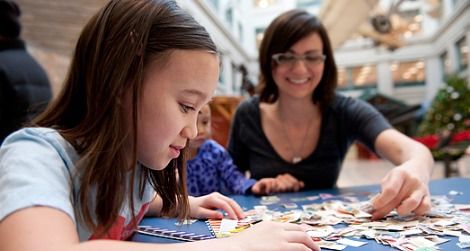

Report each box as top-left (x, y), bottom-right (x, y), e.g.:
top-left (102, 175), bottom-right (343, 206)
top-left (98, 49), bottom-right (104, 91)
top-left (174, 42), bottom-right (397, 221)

top-left (33, 0), bottom-right (217, 236)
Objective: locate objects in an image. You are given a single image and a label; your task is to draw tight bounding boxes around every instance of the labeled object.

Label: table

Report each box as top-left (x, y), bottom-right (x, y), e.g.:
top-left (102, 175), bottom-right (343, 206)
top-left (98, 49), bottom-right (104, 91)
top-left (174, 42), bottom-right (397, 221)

top-left (132, 177), bottom-right (470, 250)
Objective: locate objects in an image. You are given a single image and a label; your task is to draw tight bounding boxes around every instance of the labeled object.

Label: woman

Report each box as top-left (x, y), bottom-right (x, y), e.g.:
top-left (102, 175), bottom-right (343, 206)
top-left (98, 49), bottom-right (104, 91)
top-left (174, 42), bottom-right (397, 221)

top-left (228, 9), bottom-right (434, 220)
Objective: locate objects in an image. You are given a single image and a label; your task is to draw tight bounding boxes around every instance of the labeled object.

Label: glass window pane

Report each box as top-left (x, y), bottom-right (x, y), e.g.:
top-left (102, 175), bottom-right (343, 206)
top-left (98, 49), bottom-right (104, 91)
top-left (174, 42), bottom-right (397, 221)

top-left (255, 27), bottom-right (265, 50)
top-left (337, 67), bottom-right (349, 89)
top-left (440, 52), bottom-right (452, 75)
top-left (297, 0), bottom-right (322, 8)
top-left (207, 0), bottom-right (219, 10)
top-left (456, 36), bottom-right (468, 71)
top-left (253, 0), bottom-right (277, 8)
top-left (225, 8), bottom-right (233, 27)
top-left (392, 60), bottom-right (425, 86)
top-left (351, 65), bottom-right (377, 87)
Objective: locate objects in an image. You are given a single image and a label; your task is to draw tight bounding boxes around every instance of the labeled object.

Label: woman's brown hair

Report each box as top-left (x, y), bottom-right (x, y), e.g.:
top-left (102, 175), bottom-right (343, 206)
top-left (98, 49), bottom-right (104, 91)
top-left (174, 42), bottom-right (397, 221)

top-left (33, 0), bottom-right (217, 236)
top-left (257, 9), bottom-right (337, 110)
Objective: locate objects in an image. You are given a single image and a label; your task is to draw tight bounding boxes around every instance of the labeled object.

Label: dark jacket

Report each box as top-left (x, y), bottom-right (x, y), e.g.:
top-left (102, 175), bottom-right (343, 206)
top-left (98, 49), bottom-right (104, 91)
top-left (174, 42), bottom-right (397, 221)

top-left (0, 39), bottom-right (51, 143)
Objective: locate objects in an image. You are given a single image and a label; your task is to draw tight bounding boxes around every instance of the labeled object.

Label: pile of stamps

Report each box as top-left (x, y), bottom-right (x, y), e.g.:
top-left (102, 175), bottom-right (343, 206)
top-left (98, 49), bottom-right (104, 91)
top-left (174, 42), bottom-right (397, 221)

top-left (208, 192), bottom-right (470, 250)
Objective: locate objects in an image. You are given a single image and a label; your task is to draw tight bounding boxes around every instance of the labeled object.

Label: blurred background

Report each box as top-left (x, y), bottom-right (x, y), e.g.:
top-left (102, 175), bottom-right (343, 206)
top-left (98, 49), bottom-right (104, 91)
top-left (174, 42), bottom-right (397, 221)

top-left (13, 0), bottom-right (470, 186)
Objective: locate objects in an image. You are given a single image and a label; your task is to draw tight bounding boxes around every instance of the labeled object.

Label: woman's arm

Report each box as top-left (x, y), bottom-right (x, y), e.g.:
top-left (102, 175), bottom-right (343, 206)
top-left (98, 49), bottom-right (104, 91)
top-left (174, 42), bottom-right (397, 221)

top-left (372, 129), bottom-right (434, 219)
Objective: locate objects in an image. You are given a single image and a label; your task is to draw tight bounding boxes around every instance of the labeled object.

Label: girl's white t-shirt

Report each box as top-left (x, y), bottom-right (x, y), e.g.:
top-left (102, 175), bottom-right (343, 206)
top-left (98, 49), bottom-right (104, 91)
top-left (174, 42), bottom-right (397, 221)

top-left (0, 127), bottom-right (154, 241)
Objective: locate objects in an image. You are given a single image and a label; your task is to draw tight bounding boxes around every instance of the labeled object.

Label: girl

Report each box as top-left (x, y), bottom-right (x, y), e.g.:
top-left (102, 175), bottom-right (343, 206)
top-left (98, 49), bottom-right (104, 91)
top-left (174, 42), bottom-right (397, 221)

top-left (186, 104), bottom-right (279, 196)
top-left (0, 1), bottom-right (319, 251)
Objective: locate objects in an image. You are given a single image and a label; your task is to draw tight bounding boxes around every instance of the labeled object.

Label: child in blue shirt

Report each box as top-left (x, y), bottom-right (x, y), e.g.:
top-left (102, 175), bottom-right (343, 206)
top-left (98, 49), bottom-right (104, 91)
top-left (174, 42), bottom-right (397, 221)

top-left (187, 104), bottom-right (278, 196)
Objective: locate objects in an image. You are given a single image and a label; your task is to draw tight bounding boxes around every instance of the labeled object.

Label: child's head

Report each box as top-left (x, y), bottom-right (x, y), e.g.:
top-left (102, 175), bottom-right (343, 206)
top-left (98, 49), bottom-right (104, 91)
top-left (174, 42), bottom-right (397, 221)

top-left (0, 0), bottom-right (21, 40)
top-left (188, 103), bottom-right (212, 150)
top-left (34, 0), bottom-right (218, 233)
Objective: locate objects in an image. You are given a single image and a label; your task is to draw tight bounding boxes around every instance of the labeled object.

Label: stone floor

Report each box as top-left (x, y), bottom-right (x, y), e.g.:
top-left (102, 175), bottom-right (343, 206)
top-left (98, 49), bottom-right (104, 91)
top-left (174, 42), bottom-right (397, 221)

top-left (337, 155), bottom-right (470, 188)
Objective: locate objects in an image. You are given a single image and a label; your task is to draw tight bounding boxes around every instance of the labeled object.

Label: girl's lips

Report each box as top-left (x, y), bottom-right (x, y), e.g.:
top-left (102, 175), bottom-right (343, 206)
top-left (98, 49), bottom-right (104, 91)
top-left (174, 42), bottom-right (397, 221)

top-left (169, 145), bottom-right (183, 158)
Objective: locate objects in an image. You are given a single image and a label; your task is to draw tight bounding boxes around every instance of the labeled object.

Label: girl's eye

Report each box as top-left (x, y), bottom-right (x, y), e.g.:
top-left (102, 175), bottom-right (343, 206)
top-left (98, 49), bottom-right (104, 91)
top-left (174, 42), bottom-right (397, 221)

top-left (179, 103), bottom-right (195, 113)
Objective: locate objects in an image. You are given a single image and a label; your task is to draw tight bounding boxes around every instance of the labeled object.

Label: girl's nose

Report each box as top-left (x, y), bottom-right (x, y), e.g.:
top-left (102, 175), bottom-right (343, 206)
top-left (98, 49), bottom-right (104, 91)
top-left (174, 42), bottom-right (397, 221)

top-left (182, 121), bottom-right (198, 139)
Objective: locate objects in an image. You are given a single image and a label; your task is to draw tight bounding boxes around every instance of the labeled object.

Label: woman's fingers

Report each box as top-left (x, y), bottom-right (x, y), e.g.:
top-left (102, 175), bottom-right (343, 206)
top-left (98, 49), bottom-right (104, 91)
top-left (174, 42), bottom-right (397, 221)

top-left (276, 173), bottom-right (304, 192)
top-left (372, 168), bottom-right (431, 220)
top-left (373, 172), bottom-right (404, 207)
top-left (412, 194), bottom-right (431, 216)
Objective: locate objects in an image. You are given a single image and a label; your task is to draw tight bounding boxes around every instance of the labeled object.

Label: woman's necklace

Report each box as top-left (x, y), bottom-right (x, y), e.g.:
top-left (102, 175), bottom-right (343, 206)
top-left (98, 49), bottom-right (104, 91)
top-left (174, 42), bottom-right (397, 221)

top-left (279, 112), bottom-right (315, 164)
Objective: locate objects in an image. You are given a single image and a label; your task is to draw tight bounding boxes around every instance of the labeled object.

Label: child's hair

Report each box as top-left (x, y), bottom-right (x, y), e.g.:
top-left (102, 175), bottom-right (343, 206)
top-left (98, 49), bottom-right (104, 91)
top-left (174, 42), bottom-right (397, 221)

top-left (0, 0), bottom-right (22, 39)
top-left (33, 0), bottom-right (217, 235)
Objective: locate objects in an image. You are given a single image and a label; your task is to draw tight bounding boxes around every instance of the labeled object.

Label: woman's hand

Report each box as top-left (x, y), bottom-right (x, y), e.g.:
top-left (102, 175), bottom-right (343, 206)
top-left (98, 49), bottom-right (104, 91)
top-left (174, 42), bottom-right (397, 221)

top-left (372, 129), bottom-right (434, 220)
top-left (275, 173), bottom-right (305, 192)
top-left (188, 192), bottom-right (245, 220)
top-left (251, 178), bottom-right (278, 195)
top-left (251, 174), bottom-right (305, 194)
top-left (371, 163), bottom-right (431, 220)
top-left (230, 221), bottom-right (320, 251)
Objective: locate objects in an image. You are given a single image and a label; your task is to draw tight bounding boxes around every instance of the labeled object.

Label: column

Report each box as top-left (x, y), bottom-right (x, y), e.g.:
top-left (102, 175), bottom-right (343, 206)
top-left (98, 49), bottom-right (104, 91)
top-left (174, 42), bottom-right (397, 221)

top-left (376, 61), bottom-right (393, 95)
top-left (424, 56), bottom-right (443, 102)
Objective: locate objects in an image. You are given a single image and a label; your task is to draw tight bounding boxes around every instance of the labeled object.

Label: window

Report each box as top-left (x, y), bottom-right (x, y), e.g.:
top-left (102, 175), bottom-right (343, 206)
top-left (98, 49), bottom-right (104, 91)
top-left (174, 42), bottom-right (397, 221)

top-left (456, 36), bottom-right (468, 71)
top-left (253, 0), bottom-right (277, 8)
top-left (337, 67), bottom-right (351, 89)
top-left (440, 52), bottom-right (452, 75)
top-left (207, 0), bottom-right (219, 11)
top-left (396, 9), bottom-right (423, 38)
top-left (392, 60), bottom-right (425, 86)
top-left (232, 62), bottom-right (238, 93)
top-left (225, 8), bottom-right (233, 27)
top-left (255, 27), bottom-right (266, 50)
top-left (238, 23), bottom-right (244, 43)
top-left (351, 65), bottom-right (377, 88)
top-left (296, 0), bottom-right (322, 8)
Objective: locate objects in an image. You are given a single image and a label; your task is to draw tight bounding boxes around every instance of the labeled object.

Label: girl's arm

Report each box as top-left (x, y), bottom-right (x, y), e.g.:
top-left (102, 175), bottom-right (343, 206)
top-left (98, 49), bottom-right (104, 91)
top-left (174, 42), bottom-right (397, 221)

top-left (0, 207), bottom-right (319, 251)
top-left (371, 128), bottom-right (434, 219)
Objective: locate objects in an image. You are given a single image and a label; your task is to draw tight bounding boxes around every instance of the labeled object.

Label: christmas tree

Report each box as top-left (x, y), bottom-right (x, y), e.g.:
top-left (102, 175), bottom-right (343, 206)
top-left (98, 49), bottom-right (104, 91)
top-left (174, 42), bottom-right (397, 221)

top-left (417, 75), bottom-right (470, 160)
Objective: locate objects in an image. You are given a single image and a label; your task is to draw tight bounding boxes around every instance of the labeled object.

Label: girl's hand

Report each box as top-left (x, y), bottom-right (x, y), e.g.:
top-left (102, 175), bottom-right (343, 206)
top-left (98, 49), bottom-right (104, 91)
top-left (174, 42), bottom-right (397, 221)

top-left (188, 192), bottom-right (245, 220)
top-left (231, 221), bottom-right (320, 251)
top-left (371, 164), bottom-right (431, 220)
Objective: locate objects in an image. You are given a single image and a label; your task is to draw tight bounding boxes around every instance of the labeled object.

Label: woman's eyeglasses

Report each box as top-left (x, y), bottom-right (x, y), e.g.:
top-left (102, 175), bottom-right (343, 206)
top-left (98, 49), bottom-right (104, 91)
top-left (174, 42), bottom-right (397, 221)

top-left (272, 53), bottom-right (326, 67)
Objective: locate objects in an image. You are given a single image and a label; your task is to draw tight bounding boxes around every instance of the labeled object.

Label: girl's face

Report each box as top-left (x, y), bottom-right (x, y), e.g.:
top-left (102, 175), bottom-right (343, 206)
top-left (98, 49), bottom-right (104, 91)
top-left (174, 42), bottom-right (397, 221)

top-left (188, 104), bottom-right (212, 150)
top-left (137, 50), bottom-right (219, 170)
top-left (272, 32), bottom-right (325, 99)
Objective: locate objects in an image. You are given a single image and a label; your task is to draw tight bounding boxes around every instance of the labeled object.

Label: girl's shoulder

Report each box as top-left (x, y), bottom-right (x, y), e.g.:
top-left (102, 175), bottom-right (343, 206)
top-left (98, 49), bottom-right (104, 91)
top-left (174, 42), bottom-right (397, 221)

top-left (4, 127), bottom-right (67, 147)
top-left (1, 127), bottom-right (79, 164)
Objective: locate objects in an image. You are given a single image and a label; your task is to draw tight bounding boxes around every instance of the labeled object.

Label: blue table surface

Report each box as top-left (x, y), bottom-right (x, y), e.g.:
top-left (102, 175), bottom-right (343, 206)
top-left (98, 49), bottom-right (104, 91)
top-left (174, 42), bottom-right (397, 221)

top-left (132, 177), bottom-right (470, 250)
